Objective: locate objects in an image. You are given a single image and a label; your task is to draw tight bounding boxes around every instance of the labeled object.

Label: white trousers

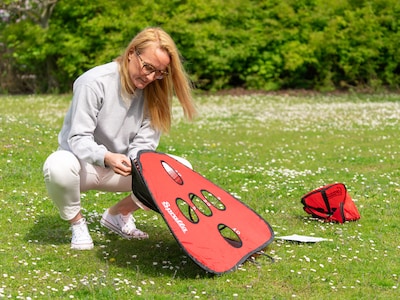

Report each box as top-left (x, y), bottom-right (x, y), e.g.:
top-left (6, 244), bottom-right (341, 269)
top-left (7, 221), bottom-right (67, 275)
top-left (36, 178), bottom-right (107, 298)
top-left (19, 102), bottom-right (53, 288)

top-left (43, 150), bottom-right (192, 220)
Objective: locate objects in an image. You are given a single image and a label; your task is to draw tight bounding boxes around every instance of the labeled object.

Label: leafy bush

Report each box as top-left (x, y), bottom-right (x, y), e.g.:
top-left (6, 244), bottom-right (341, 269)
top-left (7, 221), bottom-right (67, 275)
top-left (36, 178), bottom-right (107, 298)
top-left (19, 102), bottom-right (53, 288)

top-left (1, 0), bottom-right (399, 93)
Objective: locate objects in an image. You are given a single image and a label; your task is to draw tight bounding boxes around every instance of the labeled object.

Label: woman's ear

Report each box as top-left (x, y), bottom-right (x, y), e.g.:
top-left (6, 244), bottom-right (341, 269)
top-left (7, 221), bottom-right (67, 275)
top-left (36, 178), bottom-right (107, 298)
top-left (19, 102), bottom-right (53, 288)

top-left (128, 48), bottom-right (136, 61)
top-left (128, 52), bottom-right (133, 62)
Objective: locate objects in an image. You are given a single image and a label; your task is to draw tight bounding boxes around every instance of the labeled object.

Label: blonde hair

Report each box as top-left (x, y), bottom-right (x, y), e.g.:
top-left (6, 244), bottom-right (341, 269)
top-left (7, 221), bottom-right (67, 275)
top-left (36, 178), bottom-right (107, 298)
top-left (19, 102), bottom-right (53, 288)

top-left (116, 27), bottom-right (196, 133)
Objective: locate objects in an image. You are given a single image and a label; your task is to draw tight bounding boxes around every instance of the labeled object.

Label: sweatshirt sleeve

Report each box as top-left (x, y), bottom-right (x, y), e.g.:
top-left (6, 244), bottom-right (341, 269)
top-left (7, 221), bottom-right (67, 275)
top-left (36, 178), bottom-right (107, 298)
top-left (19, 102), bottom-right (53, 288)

top-left (128, 115), bottom-right (161, 159)
top-left (66, 83), bottom-right (108, 167)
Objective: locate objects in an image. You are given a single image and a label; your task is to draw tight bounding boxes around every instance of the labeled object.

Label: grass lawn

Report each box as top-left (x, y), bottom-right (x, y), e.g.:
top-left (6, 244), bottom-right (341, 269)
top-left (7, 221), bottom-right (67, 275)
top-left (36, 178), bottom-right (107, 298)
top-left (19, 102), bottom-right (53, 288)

top-left (0, 92), bottom-right (399, 299)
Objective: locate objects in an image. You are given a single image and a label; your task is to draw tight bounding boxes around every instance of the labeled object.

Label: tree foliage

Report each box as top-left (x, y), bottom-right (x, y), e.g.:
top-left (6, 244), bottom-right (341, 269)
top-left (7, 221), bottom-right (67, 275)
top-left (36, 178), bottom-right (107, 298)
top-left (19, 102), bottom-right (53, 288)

top-left (1, 0), bottom-right (399, 93)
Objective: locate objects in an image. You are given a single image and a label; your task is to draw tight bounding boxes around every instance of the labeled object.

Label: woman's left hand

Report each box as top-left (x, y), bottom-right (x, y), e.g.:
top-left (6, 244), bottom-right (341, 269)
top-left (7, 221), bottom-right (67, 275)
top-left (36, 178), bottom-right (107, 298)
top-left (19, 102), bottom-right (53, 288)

top-left (104, 152), bottom-right (132, 176)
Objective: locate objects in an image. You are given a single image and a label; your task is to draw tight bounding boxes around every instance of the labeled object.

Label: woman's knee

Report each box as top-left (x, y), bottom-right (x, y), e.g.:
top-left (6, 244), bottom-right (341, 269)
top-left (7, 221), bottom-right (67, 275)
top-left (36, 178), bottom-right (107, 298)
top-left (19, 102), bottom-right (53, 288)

top-left (43, 150), bottom-right (81, 186)
top-left (168, 154), bottom-right (193, 169)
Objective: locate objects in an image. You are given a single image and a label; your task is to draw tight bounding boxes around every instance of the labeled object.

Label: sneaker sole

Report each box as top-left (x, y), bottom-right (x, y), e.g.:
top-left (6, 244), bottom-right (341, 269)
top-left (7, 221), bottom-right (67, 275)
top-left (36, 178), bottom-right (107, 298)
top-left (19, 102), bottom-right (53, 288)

top-left (100, 217), bottom-right (132, 239)
top-left (100, 218), bottom-right (149, 240)
top-left (71, 242), bottom-right (94, 250)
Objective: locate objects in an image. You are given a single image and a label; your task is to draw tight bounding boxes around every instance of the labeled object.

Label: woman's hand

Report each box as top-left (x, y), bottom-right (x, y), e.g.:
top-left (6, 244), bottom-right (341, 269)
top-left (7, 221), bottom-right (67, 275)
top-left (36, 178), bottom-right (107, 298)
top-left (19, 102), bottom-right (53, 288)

top-left (104, 152), bottom-right (132, 176)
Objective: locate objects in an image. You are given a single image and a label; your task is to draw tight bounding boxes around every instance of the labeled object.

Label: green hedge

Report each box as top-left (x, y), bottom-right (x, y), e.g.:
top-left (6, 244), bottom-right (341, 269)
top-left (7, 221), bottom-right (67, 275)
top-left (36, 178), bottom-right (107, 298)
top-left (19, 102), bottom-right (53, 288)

top-left (1, 0), bottom-right (399, 93)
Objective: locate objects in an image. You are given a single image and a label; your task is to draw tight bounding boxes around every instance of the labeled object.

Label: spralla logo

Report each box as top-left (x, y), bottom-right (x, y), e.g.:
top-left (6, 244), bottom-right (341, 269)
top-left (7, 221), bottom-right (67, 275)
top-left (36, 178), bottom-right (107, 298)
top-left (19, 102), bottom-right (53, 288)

top-left (162, 201), bottom-right (188, 233)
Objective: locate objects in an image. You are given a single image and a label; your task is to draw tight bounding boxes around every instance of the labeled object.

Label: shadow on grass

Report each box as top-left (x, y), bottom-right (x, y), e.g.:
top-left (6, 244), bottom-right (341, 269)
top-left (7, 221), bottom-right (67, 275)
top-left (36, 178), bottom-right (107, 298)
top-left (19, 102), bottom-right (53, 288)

top-left (24, 214), bottom-right (212, 279)
top-left (24, 214), bottom-right (70, 245)
top-left (97, 226), bottom-right (214, 279)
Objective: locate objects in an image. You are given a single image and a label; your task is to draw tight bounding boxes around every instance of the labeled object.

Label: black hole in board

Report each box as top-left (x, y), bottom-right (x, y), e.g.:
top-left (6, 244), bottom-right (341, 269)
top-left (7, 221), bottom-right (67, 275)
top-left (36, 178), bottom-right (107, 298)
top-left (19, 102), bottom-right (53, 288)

top-left (218, 224), bottom-right (242, 248)
top-left (176, 198), bottom-right (199, 223)
top-left (162, 161), bottom-right (183, 185)
top-left (190, 193), bottom-right (212, 217)
top-left (202, 190), bottom-right (226, 211)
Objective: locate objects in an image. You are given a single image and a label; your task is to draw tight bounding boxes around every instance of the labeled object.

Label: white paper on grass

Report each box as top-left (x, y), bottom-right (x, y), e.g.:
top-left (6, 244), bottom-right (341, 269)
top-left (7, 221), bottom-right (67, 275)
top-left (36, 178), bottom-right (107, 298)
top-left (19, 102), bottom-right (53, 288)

top-left (275, 234), bottom-right (328, 243)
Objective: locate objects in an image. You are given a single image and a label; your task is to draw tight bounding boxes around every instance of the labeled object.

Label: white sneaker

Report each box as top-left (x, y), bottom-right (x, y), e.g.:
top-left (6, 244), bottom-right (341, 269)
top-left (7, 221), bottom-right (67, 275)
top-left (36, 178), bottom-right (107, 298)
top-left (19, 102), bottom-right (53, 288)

top-left (70, 218), bottom-right (94, 250)
top-left (100, 209), bottom-right (149, 240)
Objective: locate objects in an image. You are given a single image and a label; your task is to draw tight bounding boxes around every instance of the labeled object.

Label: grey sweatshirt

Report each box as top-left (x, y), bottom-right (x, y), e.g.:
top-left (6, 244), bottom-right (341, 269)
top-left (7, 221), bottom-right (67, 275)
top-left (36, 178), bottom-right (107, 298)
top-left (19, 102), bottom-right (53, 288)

top-left (58, 62), bottom-right (161, 167)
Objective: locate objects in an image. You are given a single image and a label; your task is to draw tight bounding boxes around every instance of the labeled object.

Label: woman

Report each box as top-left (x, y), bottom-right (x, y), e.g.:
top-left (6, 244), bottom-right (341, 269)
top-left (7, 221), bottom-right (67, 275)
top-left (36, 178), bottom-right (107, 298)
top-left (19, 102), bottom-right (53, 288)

top-left (43, 27), bottom-right (196, 250)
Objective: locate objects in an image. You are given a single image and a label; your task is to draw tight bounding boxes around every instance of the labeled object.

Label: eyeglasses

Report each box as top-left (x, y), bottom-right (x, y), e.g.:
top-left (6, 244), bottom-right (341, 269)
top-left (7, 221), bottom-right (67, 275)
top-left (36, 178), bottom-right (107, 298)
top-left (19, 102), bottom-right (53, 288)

top-left (135, 51), bottom-right (169, 80)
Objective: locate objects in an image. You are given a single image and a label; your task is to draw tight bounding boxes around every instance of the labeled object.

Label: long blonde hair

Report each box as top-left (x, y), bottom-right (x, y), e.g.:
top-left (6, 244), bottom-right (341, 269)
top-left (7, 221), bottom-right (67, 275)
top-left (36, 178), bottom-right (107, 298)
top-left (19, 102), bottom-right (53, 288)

top-left (116, 27), bottom-right (196, 133)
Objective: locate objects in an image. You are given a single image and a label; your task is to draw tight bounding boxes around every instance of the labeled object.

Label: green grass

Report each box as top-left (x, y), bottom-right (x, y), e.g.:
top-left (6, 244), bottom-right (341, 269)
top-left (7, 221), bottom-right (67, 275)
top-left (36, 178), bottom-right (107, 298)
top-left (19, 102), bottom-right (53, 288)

top-left (0, 93), bottom-right (399, 299)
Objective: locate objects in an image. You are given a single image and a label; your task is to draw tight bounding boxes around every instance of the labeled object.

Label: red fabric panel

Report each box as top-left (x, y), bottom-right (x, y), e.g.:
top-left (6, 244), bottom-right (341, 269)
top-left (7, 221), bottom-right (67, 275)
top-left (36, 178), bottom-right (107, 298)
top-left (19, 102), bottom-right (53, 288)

top-left (301, 183), bottom-right (360, 223)
top-left (342, 192), bottom-right (361, 221)
top-left (135, 151), bottom-right (274, 274)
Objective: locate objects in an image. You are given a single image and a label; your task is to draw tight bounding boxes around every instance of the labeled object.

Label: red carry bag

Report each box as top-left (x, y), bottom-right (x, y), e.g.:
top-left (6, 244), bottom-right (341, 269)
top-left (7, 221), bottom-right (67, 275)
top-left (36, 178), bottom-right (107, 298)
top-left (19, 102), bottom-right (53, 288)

top-left (131, 150), bottom-right (274, 274)
top-left (301, 183), bottom-right (360, 223)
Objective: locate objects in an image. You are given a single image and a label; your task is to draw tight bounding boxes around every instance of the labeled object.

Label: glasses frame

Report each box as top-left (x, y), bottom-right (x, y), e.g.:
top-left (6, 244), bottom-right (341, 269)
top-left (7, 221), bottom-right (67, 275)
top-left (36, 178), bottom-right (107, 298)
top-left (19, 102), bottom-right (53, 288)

top-left (135, 51), bottom-right (169, 80)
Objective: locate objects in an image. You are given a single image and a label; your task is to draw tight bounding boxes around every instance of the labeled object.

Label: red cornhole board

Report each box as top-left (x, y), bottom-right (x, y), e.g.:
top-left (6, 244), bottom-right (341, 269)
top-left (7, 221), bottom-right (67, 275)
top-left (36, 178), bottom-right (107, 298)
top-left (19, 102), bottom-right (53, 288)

top-left (131, 150), bottom-right (274, 274)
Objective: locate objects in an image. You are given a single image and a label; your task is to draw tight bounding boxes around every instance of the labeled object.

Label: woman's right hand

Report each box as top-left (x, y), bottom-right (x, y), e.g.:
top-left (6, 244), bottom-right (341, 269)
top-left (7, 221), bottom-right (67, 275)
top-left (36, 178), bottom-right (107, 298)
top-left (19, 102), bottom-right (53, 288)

top-left (104, 152), bottom-right (132, 176)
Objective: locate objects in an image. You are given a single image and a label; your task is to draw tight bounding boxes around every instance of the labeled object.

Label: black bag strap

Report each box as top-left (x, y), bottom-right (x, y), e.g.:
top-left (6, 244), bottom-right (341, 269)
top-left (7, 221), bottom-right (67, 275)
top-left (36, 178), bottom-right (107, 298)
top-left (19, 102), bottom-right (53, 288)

top-left (321, 188), bottom-right (332, 215)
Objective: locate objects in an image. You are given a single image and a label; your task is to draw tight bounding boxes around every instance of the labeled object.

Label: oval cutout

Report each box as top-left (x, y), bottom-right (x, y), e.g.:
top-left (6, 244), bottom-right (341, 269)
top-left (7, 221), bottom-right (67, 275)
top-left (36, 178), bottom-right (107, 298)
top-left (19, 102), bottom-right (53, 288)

top-left (218, 224), bottom-right (242, 248)
top-left (190, 194), bottom-right (212, 217)
top-left (176, 198), bottom-right (198, 223)
top-left (202, 191), bottom-right (226, 211)
top-left (162, 161), bottom-right (183, 185)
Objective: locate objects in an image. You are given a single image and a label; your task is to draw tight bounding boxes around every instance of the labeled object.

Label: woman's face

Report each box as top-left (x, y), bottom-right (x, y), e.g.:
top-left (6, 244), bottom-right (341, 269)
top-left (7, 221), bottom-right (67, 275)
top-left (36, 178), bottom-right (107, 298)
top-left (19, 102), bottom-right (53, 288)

top-left (127, 44), bottom-right (170, 90)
